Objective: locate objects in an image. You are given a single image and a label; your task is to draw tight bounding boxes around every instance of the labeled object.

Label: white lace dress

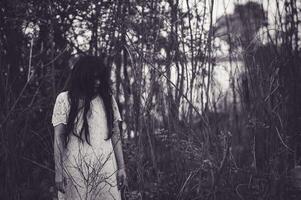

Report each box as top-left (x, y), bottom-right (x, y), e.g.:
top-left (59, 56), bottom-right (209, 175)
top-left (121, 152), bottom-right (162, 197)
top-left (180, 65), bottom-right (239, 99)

top-left (51, 91), bottom-right (122, 200)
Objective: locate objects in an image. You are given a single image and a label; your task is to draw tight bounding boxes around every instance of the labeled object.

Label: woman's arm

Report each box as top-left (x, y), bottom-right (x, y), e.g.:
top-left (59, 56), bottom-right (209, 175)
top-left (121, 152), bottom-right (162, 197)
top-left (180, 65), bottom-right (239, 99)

top-left (111, 121), bottom-right (125, 170)
top-left (53, 124), bottom-right (66, 183)
top-left (111, 121), bottom-right (127, 189)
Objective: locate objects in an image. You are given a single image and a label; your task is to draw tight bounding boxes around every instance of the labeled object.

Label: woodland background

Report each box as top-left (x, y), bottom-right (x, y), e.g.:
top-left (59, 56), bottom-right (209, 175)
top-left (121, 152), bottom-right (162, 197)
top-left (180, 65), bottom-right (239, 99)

top-left (1, 0), bottom-right (301, 199)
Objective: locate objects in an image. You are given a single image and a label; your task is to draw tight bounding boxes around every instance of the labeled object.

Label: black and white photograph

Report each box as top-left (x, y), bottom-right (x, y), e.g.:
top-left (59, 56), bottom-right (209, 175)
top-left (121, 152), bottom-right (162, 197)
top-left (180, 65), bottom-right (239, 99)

top-left (1, 0), bottom-right (301, 199)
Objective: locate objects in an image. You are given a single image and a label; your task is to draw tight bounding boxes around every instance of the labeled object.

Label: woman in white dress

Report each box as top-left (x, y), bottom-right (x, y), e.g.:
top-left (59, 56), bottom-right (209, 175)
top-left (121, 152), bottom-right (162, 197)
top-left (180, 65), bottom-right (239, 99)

top-left (51, 55), bottom-right (127, 200)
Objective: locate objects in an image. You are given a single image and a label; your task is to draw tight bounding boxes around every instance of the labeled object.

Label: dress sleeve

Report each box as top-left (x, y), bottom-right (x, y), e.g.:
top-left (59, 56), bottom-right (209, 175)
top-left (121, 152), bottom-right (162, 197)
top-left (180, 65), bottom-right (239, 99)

top-left (112, 96), bottom-right (122, 122)
top-left (51, 92), bottom-right (70, 127)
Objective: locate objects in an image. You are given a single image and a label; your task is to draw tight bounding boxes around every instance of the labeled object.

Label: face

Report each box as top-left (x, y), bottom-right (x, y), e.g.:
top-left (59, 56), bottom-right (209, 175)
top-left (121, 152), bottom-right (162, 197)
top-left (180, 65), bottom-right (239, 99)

top-left (93, 72), bottom-right (101, 93)
top-left (94, 79), bottom-right (101, 90)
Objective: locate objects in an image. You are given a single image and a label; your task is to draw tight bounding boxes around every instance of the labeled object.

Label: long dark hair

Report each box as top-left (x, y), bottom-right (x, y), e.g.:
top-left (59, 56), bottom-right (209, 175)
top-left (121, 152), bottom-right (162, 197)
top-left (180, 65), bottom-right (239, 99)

top-left (64, 55), bottom-right (113, 146)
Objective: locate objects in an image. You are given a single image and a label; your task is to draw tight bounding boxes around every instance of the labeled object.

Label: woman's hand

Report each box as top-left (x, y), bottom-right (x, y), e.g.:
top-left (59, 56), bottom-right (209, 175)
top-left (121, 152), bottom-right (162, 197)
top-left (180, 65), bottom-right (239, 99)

top-left (55, 178), bottom-right (66, 194)
top-left (55, 177), bottom-right (66, 193)
top-left (117, 168), bottom-right (128, 190)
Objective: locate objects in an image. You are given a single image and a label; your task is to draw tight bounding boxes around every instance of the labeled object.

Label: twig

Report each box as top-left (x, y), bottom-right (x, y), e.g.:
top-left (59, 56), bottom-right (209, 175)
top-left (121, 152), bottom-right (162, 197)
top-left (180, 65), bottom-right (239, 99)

top-left (275, 127), bottom-right (294, 152)
top-left (27, 36), bottom-right (34, 82)
top-left (22, 156), bottom-right (54, 173)
top-left (176, 171), bottom-right (194, 200)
